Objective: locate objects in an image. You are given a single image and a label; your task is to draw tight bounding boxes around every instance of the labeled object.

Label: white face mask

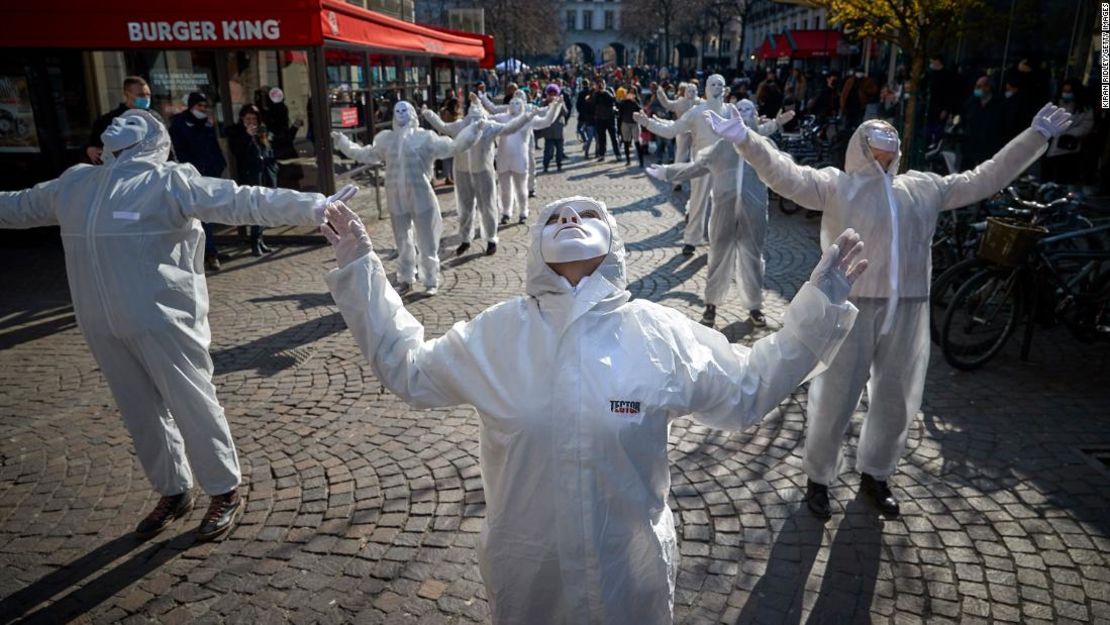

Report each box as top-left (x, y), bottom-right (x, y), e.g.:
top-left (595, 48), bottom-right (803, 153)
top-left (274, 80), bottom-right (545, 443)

top-left (191, 108), bottom-right (207, 120)
top-left (706, 76), bottom-right (726, 101)
top-left (865, 124), bottom-right (900, 153)
top-left (269, 87), bottom-right (285, 104)
top-left (509, 97), bottom-right (525, 115)
top-left (101, 114), bottom-right (148, 153)
top-left (684, 85), bottom-right (697, 99)
top-left (393, 103), bottom-right (415, 130)
top-left (737, 99), bottom-right (757, 125)
top-left (541, 202), bottom-right (612, 264)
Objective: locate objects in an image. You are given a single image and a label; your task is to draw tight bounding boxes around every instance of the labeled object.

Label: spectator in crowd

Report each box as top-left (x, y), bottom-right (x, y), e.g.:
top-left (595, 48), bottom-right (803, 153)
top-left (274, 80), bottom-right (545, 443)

top-left (226, 104), bottom-right (278, 257)
top-left (839, 68), bottom-right (879, 133)
top-left (169, 92), bottom-right (227, 271)
top-left (592, 82), bottom-right (620, 162)
top-left (541, 85), bottom-right (570, 173)
top-left (924, 55), bottom-right (966, 143)
top-left (576, 83), bottom-right (595, 156)
top-left (1042, 79), bottom-right (1094, 185)
top-left (961, 76), bottom-right (1007, 169)
top-left (809, 71), bottom-right (841, 119)
top-left (438, 96), bottom-right (460, 185)
top-left (86, 76), bottom-right (165, 164)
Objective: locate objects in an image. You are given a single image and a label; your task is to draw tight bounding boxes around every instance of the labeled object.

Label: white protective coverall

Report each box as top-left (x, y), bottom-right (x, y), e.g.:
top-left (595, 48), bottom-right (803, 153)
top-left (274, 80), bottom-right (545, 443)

top-left (720, 116), bottom-right (1050, 485)
top-left (480, 91), bottom-right (538, 195)
top-left (325, 195), bottom-right (859, 625)
top-left (648, 103), bottom-right (780, 311)
top-left (423, 100), bottom-right (531, 246)
top-left (0, 109), bottom-right (327, 496)
top-left (331, 101), bottom-right (481, 290)
top-left (655, 83), bottom-right (700, 166)
top-left (492, 95), bottom-right (562, 221)
top-left (637, 74), bottom-right (727, 248)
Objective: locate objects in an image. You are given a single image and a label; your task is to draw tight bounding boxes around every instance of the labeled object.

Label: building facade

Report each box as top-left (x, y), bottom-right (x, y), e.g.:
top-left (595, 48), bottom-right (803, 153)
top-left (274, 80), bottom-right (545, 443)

top-left (559, 0), bottom-right (637, 66)
top-left (741, 1), bottom-right (829, 70)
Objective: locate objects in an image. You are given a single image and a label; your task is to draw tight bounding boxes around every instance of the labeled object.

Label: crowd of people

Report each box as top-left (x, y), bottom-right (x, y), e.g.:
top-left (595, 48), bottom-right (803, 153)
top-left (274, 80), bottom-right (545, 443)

top-left (0, 56), bottom-right (1091, 625)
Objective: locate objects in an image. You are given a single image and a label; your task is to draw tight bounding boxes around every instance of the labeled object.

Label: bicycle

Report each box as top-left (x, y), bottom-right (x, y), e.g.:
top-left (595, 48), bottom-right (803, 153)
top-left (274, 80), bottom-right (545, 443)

top-left (940, 220), bottom-right (1110, 370)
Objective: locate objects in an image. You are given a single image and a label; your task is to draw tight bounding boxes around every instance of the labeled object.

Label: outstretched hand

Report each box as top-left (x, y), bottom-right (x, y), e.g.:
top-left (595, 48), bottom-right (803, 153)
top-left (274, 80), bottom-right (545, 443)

top-left (645, 164), bottom-right (668, 181)
top-left (775, 109), bottom-right (796, 126)
top-left (1031, 103), bottom-right (1073, 139)
top-left (704, 105), bottom-right (749, 144)
top-left (321, 202), bottom-right (372, 269)
top-left (809, 229), bottom-right (868, 305)
top-left (632, 111), bottom-right (650, 126)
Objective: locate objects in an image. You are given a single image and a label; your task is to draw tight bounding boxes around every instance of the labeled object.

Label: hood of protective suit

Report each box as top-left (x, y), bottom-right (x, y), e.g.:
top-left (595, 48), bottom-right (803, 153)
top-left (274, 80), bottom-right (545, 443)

top-left (392, 101), bottom-right (419, 131)
top-left (845, 119), bottom-right (902, 177)
top-left (102, 109), bottom-right (172, 166)
top-left (736, 98), bottom-right (757, 125)
top-left (684, 84), bottom-right (698, 100)
top-left (526, 196), bottom-right (627, 298)
top-left (706, 74), bottom-right (726, 102)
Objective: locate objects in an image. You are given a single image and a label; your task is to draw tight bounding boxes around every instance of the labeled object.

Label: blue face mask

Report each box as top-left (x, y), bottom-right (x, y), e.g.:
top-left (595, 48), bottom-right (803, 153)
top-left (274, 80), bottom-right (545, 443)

top-left (973, 88), bottom-right (984, 98)
top-left (1061, 92), bottom-right (1074, 102)
top-left (132, 97), bottom-right (151, 110)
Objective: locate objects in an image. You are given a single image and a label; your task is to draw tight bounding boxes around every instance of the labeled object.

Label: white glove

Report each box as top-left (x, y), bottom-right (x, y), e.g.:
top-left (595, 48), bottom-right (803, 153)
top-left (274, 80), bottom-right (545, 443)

top-left (331, 130), bottom-right (352, 152)
top-left (704, 105), bottom-right (749, 144)
top-left (809, 229), bottom-right (868, 306)
top-left (321, 201), bottom-right (372, 269)
top-left (1031, 103), bottom-right (1073, 139)
top-left (632, 111), bottom-right (650, 126)
top-left (645, 164), bottom-right (668, 181)
top-left (314, 183), bottom-right (359, 219)
top-left (775, 110), bottom-right (796, 126)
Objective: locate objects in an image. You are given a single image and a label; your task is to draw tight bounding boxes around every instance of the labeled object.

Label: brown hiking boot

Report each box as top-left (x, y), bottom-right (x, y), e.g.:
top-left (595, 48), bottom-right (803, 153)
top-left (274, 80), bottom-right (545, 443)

top-left (135, 492), bottom-right (195, 539)
top-left (196, 489), bottom-right (243, 542)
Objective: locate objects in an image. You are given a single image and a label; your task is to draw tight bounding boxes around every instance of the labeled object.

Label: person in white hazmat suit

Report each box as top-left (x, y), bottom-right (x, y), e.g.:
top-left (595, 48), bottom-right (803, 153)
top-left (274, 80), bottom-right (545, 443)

top-left (705, 102), bottom-right (1074, 518)
top-left (422, 94), bottom-right (532, 257)
top-left (330, 101), bottom-right (484, 295)
top-left (654, 82), bottom-right (700, 190)
top-left (491, 93), bottom-right (563, 225)
top-left (319, 191), bottom-right (871, 625)
top-left (0, 109), bottom-right (356, 541)
top-left (646, 99), bottom-right (794, 329)
top-left (478, 90), bottom-right (539, 199)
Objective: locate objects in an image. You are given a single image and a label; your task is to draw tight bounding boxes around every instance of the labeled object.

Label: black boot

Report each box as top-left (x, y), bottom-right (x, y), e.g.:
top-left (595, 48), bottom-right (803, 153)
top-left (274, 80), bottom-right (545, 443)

top-left (257, 238), bottom-right (272, 253)
top-left (485, 241), bottom-right (497, 256)
top-left (700, 304), bottom-right (716, 327)
top-left (251, 240), bottom-right (263, 257)
top-left (681, 244), bottom-right (696, 257)
top-left (500, 215), bottom-right (510, 226)
top-left (805, 479), bottom-right (832, 519)
top-left (749, 309), bottom-right (767, 327)
top-left (860, 473), bottom-right (900, 516)
top-left (455, 241), bottom-right (470, 256)
top-left (135, 492), bottom-right (195, 539)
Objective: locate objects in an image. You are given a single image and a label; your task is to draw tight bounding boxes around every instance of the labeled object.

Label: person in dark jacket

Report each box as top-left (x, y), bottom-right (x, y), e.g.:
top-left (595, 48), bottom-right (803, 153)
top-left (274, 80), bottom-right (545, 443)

top-left (227, 104), bottom-right (278, 257)
top-left (86, 76), bottom-right (166, 164)
top-left (960, 76), bottom-right (1007, 168)
top-left (170, 92), bottom-right (228, 271)
top-left (575, 86), bottom-right (595, 156)
top-left (541, 85), bottom-right (570, 172)
top-left (592, 84), bottom-right (619, 161)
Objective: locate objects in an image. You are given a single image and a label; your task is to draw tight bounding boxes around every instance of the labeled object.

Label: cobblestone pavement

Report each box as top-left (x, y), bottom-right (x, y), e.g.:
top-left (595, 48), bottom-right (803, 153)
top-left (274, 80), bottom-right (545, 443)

top-left (1, 127), bottom-right (1109, 625)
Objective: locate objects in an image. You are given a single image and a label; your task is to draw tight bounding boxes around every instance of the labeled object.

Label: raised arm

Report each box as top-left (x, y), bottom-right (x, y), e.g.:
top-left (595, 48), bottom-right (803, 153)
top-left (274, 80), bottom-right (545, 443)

top-left (645, 140), bottom-right (727, 184)
top-left (332, 130), bottom-right (384, 165)
top-left (0, 173), bottom-right (64, 229)
top-left (634, 110), bottom-right (686, 139)
top-left (171, 165), bottom-right (326, 227)
top-left (479, 92), bottom-right (509, 114)
top-left (706, 107), bottom-right (841, 212)
top-left (488, 109), bottom-right (533, 138)
top-left (528, 101), bottom-right (563, 131)
top-left (426, 120), bottom-right (483, 160)
top-left (322, 203), bottom-right (474, 409)
top-left (421, 108), bottom-right (468, 137)
top-left (655, 86), bottom-right (681, 112)
top-left (686, 231), bottom-right (865, 429)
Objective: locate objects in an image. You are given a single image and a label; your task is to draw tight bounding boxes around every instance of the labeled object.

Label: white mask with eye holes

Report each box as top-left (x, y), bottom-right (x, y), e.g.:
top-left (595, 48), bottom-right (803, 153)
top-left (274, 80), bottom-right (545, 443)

top-left (736, 99), bottom-right (757, 126)
top-left (541, 200), bottom-right (612, 264)
top-left (509, 94), bottom-right (526, 116)
top-left (101, 114), bottom-right (149, 154)
top-left (393, 102), bottom-right (417, 131)
top-left (706, 74), bottom-right (726, 102)
top-left (684, 84), bottom-right (698, 100)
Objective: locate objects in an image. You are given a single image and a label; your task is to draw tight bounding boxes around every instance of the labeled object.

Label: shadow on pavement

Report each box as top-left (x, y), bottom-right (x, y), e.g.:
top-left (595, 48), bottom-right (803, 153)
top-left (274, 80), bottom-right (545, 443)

top-left (211, 311), bottom-right (346, 375)
top-left (806, 498), bottom-right (883, 625)
top-left (0, 533), bottom-right (185, 624)
top-left (733, 508), bottom-right (825, 625)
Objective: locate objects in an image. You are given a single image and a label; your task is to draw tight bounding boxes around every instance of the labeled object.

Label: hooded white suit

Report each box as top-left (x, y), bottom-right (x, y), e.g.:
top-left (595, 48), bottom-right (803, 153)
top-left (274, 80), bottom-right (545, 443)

top-left (325, 196), bottom-right (858, 625)
top-left (0, 109), bottom-right (327, 496)
top-left (638, 75), bottom-right (727, 248)
top-left (423, 102), bottom-right (531, 247)
top-left (480, 91), bottom-right (539, 195)
top-left (728, 119), bottom-right (1049, 484)
top-left (650, 103), bottom-right (780, 311)
top-left (492, 95), bottom-right (562, 221)
top-left (655, 83), bottom-right (700, 165)
top-left (332, 102), bottom-right (481, 289)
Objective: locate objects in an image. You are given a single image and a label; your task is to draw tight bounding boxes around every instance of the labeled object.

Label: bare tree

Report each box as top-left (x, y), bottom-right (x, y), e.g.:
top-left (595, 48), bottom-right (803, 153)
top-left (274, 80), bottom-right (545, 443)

top-left (622, 0), bottom-right (686, 66)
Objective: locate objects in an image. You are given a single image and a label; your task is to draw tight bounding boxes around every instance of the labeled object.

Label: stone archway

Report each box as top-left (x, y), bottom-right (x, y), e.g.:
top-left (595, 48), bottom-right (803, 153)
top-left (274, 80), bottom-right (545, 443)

top-left (564, 43), bottom-right (595, 66)
top-left (675, 42), bottom-right (698, 69)
top-left (603, 42), bottom-right (627, 66)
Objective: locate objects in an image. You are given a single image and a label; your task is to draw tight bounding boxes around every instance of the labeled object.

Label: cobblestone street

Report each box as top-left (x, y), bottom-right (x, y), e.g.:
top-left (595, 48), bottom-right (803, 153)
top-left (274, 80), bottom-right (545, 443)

top-left (2, 129), bottom-right (1109, 625)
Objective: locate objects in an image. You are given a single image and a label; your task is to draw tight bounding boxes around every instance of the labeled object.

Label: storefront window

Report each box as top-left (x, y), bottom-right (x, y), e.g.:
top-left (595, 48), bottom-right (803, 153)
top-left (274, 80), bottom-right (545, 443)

top-left (401, 57), bottom-right (430, 110)
top-left (326, 47), bottom-right (370, 177)
top-left (369, 54), bottom-right (401, 137)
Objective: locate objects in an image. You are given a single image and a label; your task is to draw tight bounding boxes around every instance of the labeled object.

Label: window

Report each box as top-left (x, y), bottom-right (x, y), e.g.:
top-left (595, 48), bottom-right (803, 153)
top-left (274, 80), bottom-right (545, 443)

top-left (604, 10), bottom-right (614, 30)
top-left (582, 10), bottom-right (593, 30)
top-left (722, 39), bottom-right (731, 53)
top-left (566, 10), bottom-right (576, 31)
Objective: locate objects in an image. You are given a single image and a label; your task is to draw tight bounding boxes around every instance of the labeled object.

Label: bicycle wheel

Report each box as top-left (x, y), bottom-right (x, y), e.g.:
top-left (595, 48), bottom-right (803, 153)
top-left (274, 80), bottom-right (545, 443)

top-left (1066, 271), bottom-right (1110, 342)
top-left (941, 268), bottom-right (1021, 370)
top-left (930, 257), bottom-right (990, 345)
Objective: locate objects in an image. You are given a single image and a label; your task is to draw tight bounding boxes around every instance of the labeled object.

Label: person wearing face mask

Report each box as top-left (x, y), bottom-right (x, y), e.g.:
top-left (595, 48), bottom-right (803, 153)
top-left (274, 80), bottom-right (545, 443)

top-left (646, 99), bottom-right (792, 329)
top-left (421, 94), bottom-right (532, 257)
top-left (1042, 79), bottom-right (1094, 185)
top-left (170, 93), bottom-right (228, 271)
top-left (321, 193), bottom-right (867, 625)
top-left (960, 76), bottom-right (1007, 169)
top-left (491, 93), bottom-right (563, 225)
top-left (705, 102), bottom-right (1074, 520)
top-left (924, 56), bottom-right (965, 144)
top-left (227, 104), bottom-right (279, 256)
top-left (86, 76), bottom-right (167, 165)
top-left (332, 101), bottom-right (484, 295)
top-left (1, 109), bottom-right (355, 542)
top-left (839, 68), bottom-right (878, 133)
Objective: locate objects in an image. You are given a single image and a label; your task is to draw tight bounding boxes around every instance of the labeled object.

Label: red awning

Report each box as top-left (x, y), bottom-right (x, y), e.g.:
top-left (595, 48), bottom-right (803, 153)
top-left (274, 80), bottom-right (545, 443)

top-left (424, 25), bottom-right (495, 69)
top-left (755, 34), bottom-right (792, 60)
top-left (1, 0), bottom-right (486, 62)
top-left (319, 0), bottom-right (485, 61)
top-left (785, 30), bottom-right (842, 59)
